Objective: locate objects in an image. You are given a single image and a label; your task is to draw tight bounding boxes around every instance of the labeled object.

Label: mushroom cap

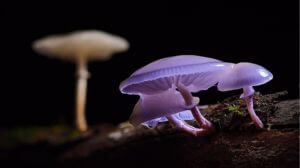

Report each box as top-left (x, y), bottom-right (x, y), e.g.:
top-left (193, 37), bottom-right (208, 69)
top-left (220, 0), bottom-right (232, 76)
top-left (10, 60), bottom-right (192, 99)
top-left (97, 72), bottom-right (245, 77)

top-left (217, 62), bottom-right (273, 91)
top-left (129, 89), bottom-right (199, 126)
top-left (32, 30), bottom-right (129, 62)
top-left (120, 55), bottom-right (232, 95)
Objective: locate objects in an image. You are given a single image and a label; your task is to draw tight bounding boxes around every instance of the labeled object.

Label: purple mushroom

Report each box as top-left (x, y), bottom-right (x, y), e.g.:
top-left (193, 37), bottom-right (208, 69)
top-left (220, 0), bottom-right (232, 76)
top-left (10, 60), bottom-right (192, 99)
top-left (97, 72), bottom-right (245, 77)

top-left (217, 63), bottom-right (273, 128)
top-left (120, 55), bottom-right (273, 136)
top-left (120, 55), bottom-right (230, 136)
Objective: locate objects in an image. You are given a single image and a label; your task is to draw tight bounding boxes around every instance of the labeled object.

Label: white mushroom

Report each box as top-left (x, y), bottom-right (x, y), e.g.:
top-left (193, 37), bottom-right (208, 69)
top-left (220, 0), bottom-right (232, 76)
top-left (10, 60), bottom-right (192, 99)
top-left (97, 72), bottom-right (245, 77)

top-left (32, 30), bottom-right (129, 132)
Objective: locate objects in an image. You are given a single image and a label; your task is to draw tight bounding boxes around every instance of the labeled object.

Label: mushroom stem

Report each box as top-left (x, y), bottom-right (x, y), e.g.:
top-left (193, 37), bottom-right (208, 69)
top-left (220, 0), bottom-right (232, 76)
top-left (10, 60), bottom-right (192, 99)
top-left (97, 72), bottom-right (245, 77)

top-left (191, 107), bottom-right (213, 129)
top-left (176, 84), bottom-right (213, 129)
top-left (166, 115), bottom-right (209, 136)
top-left (242, 86), bottom-right (264, 128)
top-left (75, 60), bottom-right (90, 132)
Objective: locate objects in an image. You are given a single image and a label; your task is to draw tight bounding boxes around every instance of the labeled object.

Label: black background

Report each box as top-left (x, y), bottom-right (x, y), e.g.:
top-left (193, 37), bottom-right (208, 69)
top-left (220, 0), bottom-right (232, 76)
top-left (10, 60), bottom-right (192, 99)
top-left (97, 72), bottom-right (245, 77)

top-left (1, 1), bottom-right (298, 127)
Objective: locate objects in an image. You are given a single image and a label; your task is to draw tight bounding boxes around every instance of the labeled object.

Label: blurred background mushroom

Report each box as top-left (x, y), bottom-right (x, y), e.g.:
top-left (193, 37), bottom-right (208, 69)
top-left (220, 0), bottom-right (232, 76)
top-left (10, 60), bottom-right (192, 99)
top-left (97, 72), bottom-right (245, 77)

top-left (32, 30), bottom-right (129, 131)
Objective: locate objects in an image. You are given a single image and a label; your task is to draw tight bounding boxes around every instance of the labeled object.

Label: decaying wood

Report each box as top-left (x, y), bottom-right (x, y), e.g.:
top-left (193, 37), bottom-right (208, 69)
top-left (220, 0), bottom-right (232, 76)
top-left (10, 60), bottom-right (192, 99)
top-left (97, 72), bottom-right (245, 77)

top-left (57, 91), bottom-right (299, 168)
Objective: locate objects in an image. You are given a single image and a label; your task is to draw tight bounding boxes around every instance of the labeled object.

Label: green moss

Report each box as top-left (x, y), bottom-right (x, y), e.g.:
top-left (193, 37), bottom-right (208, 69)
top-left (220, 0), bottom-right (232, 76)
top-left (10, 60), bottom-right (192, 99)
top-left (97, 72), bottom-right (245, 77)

top-left (227, 104), bottom-right (245, 117)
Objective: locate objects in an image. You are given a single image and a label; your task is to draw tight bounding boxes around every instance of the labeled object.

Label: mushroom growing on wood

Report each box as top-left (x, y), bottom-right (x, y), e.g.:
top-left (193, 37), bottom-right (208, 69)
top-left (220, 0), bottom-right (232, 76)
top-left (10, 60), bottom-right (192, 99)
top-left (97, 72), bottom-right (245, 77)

top-left (120, 55), bottom-right (230, 136)
top-left (119, 55), bottom-right (273, 136)
top-left (33, 30), bottom-right (129, 132)
top-left (217, 63), bottom-right (273, 128)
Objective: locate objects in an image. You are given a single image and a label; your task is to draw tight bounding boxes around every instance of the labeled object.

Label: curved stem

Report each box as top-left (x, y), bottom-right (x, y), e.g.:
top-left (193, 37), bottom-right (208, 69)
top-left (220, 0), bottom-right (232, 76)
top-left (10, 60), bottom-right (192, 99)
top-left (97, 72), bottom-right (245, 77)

top-left (75, 60), bottom-right (90, 132)
top-left (177, 84), bottom-right (213, 129)
top-left (166, 115), bottom-right (209, 136)
top-left (165, 83), bottom-right (214, 136)
top-left (191, 107), bottom-right (213, 129)
top-left (242, 86), bottom-right (264, 128)
top-left (176, 84), bottom-right (194, 105)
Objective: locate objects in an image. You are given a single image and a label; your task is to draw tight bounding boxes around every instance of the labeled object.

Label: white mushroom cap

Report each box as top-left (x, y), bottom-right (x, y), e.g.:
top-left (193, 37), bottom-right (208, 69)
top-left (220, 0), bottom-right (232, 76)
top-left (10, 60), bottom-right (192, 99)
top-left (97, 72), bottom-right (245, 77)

top-left (32, 30), bottom-right (129, 62)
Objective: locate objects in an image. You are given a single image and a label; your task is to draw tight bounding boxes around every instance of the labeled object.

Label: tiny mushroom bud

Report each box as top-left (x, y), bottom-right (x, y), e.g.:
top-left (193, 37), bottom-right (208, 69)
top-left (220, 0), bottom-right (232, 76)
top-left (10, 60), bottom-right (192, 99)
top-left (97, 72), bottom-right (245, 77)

top-left (217, 63), bottom-right (273, 128)
top-left (33, 30), bottom-right (129, 132)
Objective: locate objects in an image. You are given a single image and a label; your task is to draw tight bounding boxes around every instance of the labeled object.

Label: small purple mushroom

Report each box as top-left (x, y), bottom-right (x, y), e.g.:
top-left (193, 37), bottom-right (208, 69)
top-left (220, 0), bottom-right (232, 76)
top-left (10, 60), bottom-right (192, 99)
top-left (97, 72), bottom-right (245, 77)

top-left (217, 63), bottom-right (273, 128)
top-left (120, 55), bottom-right (273, 136)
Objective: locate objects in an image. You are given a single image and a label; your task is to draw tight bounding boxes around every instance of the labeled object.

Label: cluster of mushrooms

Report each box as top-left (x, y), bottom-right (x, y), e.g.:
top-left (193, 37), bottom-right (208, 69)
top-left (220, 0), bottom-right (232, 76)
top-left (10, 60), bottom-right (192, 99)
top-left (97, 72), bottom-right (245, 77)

top-left (120, 55), bottom-right (273, 136)
top-left (33, 31), bottom-right (273, 136)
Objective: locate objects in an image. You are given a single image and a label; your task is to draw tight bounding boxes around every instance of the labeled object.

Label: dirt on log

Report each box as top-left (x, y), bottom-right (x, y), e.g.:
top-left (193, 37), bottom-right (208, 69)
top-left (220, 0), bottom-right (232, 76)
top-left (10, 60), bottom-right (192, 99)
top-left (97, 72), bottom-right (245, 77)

top-left (57, 91), bottom-right (299, 168)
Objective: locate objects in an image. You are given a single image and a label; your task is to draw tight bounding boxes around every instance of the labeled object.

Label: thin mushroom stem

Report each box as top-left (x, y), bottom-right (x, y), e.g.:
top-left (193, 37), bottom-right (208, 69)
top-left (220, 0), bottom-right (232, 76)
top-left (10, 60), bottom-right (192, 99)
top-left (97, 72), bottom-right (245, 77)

top-left (176, 83), bottom-right (213, 129)
top-left (165, 83), bottom-right (214, 136)
top-left (242, 86), bottom-right (264, 128)
top-left (166, 115), bottom-right (209, 136)
top-left (75, 60), bottom-right (90, 132)
top-left (191, 107), bottom-right (213, 129)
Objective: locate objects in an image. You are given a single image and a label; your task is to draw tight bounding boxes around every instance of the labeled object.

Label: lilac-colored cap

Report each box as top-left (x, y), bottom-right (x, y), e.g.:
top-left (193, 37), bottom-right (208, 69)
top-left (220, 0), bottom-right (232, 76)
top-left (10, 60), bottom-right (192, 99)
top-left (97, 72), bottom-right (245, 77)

top-left (129, 89), bottom-right (199, 126)
top-left (120, 55), bottom-right (232, 126)
top-left (217, 63), bottom-right (273, 91)
top-left (120, 55), bottom-right (230, 95)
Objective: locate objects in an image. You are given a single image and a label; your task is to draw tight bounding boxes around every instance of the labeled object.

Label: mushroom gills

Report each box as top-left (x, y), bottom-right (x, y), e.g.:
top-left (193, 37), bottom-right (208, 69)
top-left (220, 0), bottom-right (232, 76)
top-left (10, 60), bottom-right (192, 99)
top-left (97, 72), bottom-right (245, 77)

top-left (123, 70), bottom-right (224, 95)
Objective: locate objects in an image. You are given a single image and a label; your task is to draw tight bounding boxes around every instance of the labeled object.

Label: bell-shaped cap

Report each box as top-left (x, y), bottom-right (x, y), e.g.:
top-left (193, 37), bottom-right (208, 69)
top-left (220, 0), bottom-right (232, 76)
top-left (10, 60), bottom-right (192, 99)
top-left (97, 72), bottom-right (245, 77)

top-left (32, 30), bottom-right (129, 62)
top-left (129, 89), bottom-right (199, 126)
top-left (217, 62), bottom-right (273, 91)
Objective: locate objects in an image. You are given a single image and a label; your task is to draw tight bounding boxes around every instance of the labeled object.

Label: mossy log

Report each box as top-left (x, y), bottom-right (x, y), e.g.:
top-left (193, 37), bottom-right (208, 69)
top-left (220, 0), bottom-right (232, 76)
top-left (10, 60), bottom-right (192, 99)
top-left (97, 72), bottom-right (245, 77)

top-left (58, 91), bottom-right (299, 168)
